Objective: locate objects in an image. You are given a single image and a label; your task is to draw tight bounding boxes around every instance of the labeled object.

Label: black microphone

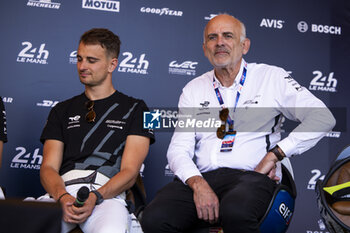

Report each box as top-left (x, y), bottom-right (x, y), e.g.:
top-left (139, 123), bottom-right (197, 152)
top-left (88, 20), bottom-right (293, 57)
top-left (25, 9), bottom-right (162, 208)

top-left (74, 186), bottom-right (90, 207)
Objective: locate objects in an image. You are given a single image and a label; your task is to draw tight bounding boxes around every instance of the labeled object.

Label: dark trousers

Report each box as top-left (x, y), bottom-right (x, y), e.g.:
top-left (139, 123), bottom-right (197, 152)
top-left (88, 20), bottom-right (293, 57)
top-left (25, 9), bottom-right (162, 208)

top-left (141, 168), bottom-right (276, 233)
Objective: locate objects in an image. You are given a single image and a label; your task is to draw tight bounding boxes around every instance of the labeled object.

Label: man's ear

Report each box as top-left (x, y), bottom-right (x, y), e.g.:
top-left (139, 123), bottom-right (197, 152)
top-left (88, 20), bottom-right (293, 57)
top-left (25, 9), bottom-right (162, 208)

top-left (108, 58), bottom-right (118, 72)
top-left (242, 38), bottom-right (251, 55)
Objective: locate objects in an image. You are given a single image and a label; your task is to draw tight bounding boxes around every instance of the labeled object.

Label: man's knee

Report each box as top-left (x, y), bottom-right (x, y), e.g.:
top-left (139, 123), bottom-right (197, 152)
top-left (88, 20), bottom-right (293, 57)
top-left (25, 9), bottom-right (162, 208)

top-left (141, 203), bottom-right (168, 232)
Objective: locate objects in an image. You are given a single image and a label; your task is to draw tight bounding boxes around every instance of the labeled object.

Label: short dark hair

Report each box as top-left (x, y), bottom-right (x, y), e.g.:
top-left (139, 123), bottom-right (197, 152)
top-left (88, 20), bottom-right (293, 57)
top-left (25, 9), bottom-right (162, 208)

top-left (80, 28), bottom-right (121, 58)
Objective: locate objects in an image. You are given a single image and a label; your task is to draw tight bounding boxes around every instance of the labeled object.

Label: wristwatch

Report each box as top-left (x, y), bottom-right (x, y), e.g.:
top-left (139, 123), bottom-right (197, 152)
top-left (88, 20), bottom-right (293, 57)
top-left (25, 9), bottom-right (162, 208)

top-left (269, 145), bottom-right (285, 161)
top-left (91, 190), bottom-right (104, 205)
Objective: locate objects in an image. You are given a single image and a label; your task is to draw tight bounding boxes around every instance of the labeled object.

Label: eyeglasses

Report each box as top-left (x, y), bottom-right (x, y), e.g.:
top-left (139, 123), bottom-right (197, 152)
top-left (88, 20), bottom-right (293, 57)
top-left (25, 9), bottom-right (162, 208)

top-left (216, 108), bottom-right (235, 139)
top-left (85, 100), bottom-right (96, 123)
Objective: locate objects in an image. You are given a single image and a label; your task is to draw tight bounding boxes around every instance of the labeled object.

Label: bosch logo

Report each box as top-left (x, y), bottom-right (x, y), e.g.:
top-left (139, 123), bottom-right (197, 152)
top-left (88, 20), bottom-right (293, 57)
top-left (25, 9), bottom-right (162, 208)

top-left (298, 21), bottom-right (341, 35)
top-left (297, 21), bottom-right (308, 33)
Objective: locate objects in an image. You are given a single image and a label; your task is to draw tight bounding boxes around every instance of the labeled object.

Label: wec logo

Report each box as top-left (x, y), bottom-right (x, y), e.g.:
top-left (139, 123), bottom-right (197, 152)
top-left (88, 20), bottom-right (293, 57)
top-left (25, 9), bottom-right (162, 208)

top-left (69, 51), bottom-right (77, 64)
top-left (169, 61), bottom-right (198, 69)
top-left (169, 60), bottom-right (198, 76)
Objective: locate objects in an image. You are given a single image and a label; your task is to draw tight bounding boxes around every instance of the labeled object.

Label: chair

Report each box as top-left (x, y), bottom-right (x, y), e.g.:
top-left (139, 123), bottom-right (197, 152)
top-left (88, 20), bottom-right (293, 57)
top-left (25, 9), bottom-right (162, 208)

top-left (259, 158), bottom-right (296, 233)
top-left (126, 174), bottom-right (147, 219)
top-left (189, 158), bottom-right (297, 233)
top-left (316, 144), bottom-right (350, 233)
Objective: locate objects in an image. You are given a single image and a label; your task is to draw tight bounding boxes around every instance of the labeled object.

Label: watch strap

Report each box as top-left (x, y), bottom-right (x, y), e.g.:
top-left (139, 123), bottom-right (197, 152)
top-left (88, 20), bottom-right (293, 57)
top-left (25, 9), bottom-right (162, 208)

top-left (91, 190), bottom-right (104, 205)
top-left (269, 145), bottom-right (285, 161)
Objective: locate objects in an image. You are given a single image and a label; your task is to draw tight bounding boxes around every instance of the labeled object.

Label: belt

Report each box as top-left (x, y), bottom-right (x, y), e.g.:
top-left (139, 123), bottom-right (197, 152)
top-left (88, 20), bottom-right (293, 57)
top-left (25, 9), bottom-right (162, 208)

top-left (61, 170), bottom-right (110, 186)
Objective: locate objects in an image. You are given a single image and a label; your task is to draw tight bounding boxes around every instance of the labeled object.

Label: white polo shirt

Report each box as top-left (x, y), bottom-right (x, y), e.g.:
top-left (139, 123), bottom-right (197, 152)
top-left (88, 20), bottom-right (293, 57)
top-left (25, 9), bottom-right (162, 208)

top-left (167, 59), bottom-right (336, 183)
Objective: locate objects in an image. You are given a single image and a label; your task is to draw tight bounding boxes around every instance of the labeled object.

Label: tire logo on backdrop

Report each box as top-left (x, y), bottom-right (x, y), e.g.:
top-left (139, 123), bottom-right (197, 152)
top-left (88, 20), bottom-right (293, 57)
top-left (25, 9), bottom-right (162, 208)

top-left (27, 0), bottom-right (61, 9)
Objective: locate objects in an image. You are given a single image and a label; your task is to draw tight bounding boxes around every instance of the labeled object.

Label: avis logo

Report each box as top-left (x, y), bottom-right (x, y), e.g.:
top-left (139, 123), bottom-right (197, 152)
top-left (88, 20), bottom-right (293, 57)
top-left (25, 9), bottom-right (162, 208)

top-left (260, 18), bottom-right (284, 29)
top-left (169, 60), bottom-right (198, 76)
top-left (10, 147), bottom-right (42, 170)
top-left (307, 169), bottom-right (325, 190)
top-left (37, 100), bottom-right (59, 107)
top-left (143, 110), bottom-right (161, 129)
top-left (16, 41), bottom-right (49, 65)
top-left (118, 52), bottom-right (149, 75)
top-left (309, 71), bottom-right (337, 92)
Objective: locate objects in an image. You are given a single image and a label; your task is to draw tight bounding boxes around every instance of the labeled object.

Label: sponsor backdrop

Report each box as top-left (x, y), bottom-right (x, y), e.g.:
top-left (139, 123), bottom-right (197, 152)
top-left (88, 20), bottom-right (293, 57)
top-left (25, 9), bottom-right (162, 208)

top-left (0, 0), bottom-right (349, 232)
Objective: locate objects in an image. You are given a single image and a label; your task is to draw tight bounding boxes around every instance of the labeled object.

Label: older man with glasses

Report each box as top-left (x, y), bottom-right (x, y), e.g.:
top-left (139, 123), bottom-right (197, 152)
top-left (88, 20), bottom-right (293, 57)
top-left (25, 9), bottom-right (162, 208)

top-left (141, 14), bottom-right (335, 233)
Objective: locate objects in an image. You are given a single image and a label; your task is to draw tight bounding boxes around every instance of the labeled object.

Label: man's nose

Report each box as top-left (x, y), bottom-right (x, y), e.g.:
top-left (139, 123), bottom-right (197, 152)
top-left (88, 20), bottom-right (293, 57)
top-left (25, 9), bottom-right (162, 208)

top-left (78, 60), bottom-right (88, 70)
top-left (216, 35), bottom-right (224, 46)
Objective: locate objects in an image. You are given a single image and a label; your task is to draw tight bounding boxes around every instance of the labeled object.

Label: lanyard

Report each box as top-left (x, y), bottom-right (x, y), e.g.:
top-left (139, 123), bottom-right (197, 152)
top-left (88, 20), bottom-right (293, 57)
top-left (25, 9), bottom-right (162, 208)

top-left (213, 62), bottom-right (248, 127)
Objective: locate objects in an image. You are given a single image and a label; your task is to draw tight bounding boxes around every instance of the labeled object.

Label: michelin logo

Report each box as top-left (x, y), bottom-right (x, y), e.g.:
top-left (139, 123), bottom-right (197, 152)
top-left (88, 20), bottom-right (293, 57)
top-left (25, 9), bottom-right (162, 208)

top-left (82, 0), bottom-right (120, 13)
top-left (27, 0), bottom-right (61, 9)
